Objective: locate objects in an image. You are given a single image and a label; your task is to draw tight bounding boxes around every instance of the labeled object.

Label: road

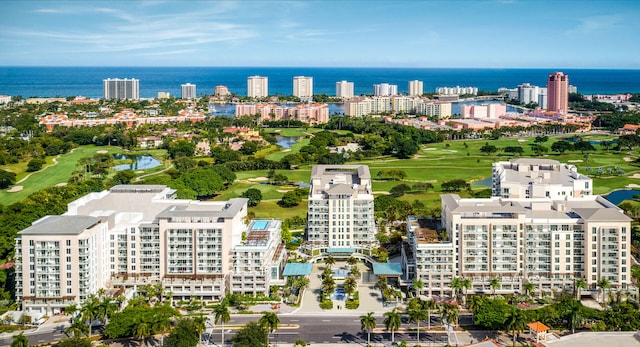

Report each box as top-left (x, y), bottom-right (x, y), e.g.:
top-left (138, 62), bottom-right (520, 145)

top-left (0, 313), bottom-right (481, 346)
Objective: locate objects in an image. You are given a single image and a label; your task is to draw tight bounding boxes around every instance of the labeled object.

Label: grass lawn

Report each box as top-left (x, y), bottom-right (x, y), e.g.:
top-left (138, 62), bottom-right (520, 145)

top-left (0, 145), bottom-right (167, 205)
top-left (266, 138), bottom-right (311, 161)
top-left (251, 200), bottom-right (308, 219)
top-left (263, 127), bottom-right (320, 137)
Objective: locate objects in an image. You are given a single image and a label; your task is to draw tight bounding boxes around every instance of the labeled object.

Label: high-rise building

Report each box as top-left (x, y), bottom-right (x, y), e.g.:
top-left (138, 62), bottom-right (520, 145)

top-left (181, 83), bottom-right (196, 100)
top-left (517, 83), bottom-right (540, 105)
top-left (306, 165), bottom-right (377, 255)
top-left (247, 76), bottom-right (268, 98)
top-left (15, 185), bottom-right (286, 315)
top-left (548, 72), bottom-right (569, 114)
top-left (214, 85), bottom-right (230, 97)
top-left (103, 78), bottom-right (139, 100)
top-left (335, 80), bottom-right (354, 99)
top-left (373, 83), bottom-right (398, 96)
top-left (293, 76), bottom-right (313, 101)
top-left (408, 80), bottom-right (424, 96)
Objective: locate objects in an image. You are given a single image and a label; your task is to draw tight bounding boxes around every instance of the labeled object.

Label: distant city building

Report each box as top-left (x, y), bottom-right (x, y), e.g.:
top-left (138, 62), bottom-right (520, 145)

top-left (305, 165), bottom-right (377, 254)
top-left (345, 96), bottom-right (450, 117)
top-left (181, 83), bottom-right (196, 100)
top-left (214, 85), bottom-right (230, 97)
top-left (435, 86), bottom-right (478, 95)
top-left (584, 93), bottom-right (632, 102)
top-left (293, 76), bottom-right (314, 101)
top-left (517, 83), bottom-right (540, 105)
top-left (547, 72), bottom-right (569, 114)
top-left (103, 78), bottom-right (139, 100)
top-left (0, 95), bottom-right (11, 104)
top-left (408, 80), bottom-right (424, 96)
top-left (492, 158), bottom-right (592, 198)
top-left (538, 88), bottom-right (548, 109)
top-left (235, 103), bottom-right (329, 125)
top-left (157, 92), bottom-right (171, 99)
top-left (498, 87), bottom-right (519, 100)
top-left (461, 103), bottom-right (506, 119)
top-left (568, 85), bottom-right (578, 94)
top-left (247, 76), bottom-right (268, 98)
top-left (335, 80), bottom-right (354, 99)
top-left (373, 83), bottom-right (398, 96)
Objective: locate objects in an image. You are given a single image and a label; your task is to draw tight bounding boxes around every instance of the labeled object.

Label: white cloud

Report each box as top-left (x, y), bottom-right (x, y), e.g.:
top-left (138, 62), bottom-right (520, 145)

top-left (565, 15), bottom-right (623, 36)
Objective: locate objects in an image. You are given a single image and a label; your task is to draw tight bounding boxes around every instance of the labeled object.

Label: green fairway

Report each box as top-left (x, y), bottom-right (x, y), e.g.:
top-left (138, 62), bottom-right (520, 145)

top-left (0, 146), bottom-right (166, 205)
top-left (266, 138), bottom-right (311, 161)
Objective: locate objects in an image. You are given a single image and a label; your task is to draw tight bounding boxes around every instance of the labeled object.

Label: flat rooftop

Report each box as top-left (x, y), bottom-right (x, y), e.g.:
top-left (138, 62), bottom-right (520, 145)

top-left (19, 215), bottom-right (101, 236)
top-left (310, 165), bottom-right (371, 196)
top-left (544, 332), bottom-right (640, 347)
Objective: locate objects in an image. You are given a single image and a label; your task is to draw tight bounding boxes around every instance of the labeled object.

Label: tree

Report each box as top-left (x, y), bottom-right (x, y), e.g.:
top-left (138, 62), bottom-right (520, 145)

top-left (278, 190), bottom-right (303, 207)
top-left (597, 278), bottom-right (611, 304)
top-left (176, 167), bottom-right (225, 199)
top-left (468, 296), bottom-right (484, 324)
top-left (259, 312), bottom-right (280, 347)
top-left (440, 303), bottom-right (459, 327)
top-left (239, 141), bottom-right (259, 155)
top-left (564, 299), bottom-right (583, 334)
top-left (408, 303), bottom-right (428, 343)
top-left (389, 184), bottom-right (412, 197)
top-left (489, 277), bottom-right (501, 297)
top-left (346, 256), bottom-right (358, 268)
top-left (324, 255), bottom-right (336, 269)
top-left (551, 140), bottom-right (573, 153)
top-left (344, 276), bottom-right (358, 298)
top-left (573, 140), bottom-right (595, 154)
top-left (461, 278), bottom-right (472, 304)
top-left (57, 337), bottom-right (92, 347)
top-left (133, 321), bottom-right (151, 346)
top-left (523, 282), bottom-right (535, 298)
top-left (241, 188), bottom-right (263, 207)
top-left (66, 318), bottom-right (89, 338)
top-left (214, 303), bottom-right (231, 346)
top-left (112, 169), bottom-right (136, 185)
top-left (360, 312), bottom-right (377, 346)
top-left (164, 318), bottom-right (200, 347)
top-left (422, 299), bottom-right (437, 330)
top-left (412, 278), bottom-right (424, 298)
top-left (0, 169), bottom-right (16, 189)
top-left (383, 308), bottom-right (402, 343)
top-left (232, 321), bottom-right (267, 347)
top-left (168, 140), bottom-right (195, 158)
top-left (480, 142), bottom-right (498, 155)
top-left (26, 158), bottom-right (46, 172)
top-left (450, 277), bottom-right (462, 300)
top-left (10, 332), bottom-right (29, 347)
top-left (505, 307), bottom-right (527, 346)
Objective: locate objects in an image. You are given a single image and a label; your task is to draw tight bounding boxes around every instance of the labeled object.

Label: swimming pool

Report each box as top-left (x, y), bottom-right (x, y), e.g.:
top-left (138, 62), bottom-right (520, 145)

top-left (252, 220), bottom-right (269, 230)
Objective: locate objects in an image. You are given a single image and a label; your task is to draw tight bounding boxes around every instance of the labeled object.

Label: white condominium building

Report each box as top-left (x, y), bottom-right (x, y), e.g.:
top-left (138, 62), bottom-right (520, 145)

top-left (181, 83), bottom-right (196, 100)
top-left (293, 76), bottom-right (314, 101)
top-left (373, 83), bottom-right (398, 96)
top-left (231, 219), bottom-right (286, 295)
top-left (15, 185), bottom-right (285, 315)
top-left (435, 86), bottom-right (478, 95)
top-left (336, 80), bottom-right (355, 99)
top-left (344, 96), bottom-right (391, 117)
top-left (103, 78), bottom-right (139, 100)
top-left (408, 80), bottom-right (424, 96)
top-left (492, 159), bottom-right (592, 199)
top-left (247, 75), bottom-right (269, 98)
top-left (306, 165), bottom-right (377, 255)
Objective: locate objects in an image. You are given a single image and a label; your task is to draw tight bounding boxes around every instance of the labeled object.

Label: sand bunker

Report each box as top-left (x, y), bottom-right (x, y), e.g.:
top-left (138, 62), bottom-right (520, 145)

top-left (55, 182), bottom-right (68, 187)
top-left (627, 184), bottom-right (640, 188)
top-left (624, 157), bottom-right (633, 162)
top-left (7, 185), bottom-right (23, 192)
top-left (567, 160), bottom-right (583, 163)
top-left (248, 177), bottom-right (268, 182)
top-left (517, 139), bottom-right (527, 142)
top-left (424, 148), bottom-right (437, 151)
top-left (631, 173), bottom-right (640, 179)
top-left (96, 150), bottom-right (108, 154)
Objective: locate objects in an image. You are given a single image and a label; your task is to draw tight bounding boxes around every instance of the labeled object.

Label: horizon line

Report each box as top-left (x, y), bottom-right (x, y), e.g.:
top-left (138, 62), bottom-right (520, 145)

top-left (1, 65), bottom-right (640, 70)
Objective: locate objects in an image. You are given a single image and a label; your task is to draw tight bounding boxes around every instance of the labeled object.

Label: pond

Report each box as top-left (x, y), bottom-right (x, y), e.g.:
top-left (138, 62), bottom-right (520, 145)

top-left (113, 154), bottom-right (162, 171)
top-left (471, 177), bottom-right (492, 187)
top-left (275, 136), bottom-right (301, 149)
top-left (604, 189), bottom-right (640, 205)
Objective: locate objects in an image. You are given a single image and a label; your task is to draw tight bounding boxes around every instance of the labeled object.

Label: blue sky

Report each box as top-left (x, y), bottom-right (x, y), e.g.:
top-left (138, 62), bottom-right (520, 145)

top-left (1, 0), bottom-right (639, 68)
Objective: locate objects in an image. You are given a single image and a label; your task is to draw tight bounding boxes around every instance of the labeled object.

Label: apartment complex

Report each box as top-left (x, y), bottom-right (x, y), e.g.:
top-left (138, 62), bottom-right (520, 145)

top-left (548, 72), bottom-right (569, 114)
top-left (408, 80), bottom-right (424, 96)
top-left (402, 160), bottom-right (631, 297)
top-left (103, 78), bottom-right (139, 100)
top-left (492, 159), bottom-right (592, 199)
top-left (247, 76), bottom-right (268, 98)
top-left (336, 80), bottom-right (355, 99)
top-left (235, 102), bottom-right (329, 124)
top-left (345, 96), bottom-right (451, 117)
top-left (373, 83), bottom-right (398, 96)
top-left (293, 76), bottom-right (313, 101)
top-left (181, 83), bottom-right (196, 100)
top-left (435, 86), bottom-right (478, 95)
top-left (305, 165), bottom-right (377, 255)
top-left (15, 185), bottom-right (285, 315)
top-left (214, 85), bottom-right (230, 97)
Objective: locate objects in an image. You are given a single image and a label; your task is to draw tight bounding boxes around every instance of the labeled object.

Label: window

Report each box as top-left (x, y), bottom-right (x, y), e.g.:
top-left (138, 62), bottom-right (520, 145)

top-left (66, 240), bottom-right (71, 246)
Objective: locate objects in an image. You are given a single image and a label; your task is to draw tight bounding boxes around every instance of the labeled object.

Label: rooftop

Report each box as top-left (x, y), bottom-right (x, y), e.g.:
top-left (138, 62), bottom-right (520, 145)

top-left (19, 215), bottom-right (101, 236)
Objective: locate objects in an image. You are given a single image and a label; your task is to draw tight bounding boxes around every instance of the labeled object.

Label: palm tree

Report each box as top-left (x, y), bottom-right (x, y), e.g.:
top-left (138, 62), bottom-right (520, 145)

top-left (597, 278), bottom-right (611, 304)
top-left (10, 332), bottom-right (29, 347)
top-left (214, 304), bottom-right (231, 346)
top-left (259, 311), bottom-right (280, 346)
top-left (133, 320), bottom-right (151, 346)
top-left (193, 314), bottom-right (207, 342)
top-left (151, 316), bottom-right (171, 347)
top-left (450, 277), bottom-right (462, 300)
top-left (523, 282), bottom-right (535, 298)
top-left (575, 278), bottom-right (587, 300)
top-left (349, 266), bottom-right (361, 279)
top-left (461, 278), bottom-right (472, 304)
top-left (65, 318), bottom-right (89, 338)
top-left (505, 307), bottom-right (527, 347)
top-left (325, 255), bottom-right (336, 269)
top-left (377, 276), bottom-right (388, 291)
top-left (440, 303), bottom-right (459, 328)
top-left (383, 308), bottom-right (402, 343)
top-left (489, 277), bottom-right (501, 297)
top-left (468, 296), bottom-right (484, 324)
top-left (408, 304), bottom-right (428, 343)
top-left (295, 276), bottom-right (310, 295)
top-left (347, 256), bottom-right (358, 268)
top-left (422, 299), bottom-right (437, 330)
top-left (80, 294), bottom-right (101, 335)
top-left (412, 278), bottom-right (424, 298)
top-left (344, 277), bottom-right (358, 298)
top-left (565, 299), bottom-right (583, 334)
top-left (360, 312), bottom-right (377, 346)
top-left (99, 297), bottom-right (118, 325)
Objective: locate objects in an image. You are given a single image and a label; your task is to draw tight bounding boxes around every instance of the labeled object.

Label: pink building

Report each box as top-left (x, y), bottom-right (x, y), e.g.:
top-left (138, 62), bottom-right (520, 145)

top-left (547, 72), bottom-right (569, 114)
top-left (461, 104), bottom-right (506, 119)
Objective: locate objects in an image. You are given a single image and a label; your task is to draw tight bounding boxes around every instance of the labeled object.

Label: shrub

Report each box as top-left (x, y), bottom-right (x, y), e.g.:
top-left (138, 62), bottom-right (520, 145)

top-left (319, 299), bottom-right (333, 310)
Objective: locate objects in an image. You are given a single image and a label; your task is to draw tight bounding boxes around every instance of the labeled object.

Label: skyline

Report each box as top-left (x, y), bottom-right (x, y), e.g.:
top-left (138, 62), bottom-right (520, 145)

top-left (1, 0), bottom-right (639, 68)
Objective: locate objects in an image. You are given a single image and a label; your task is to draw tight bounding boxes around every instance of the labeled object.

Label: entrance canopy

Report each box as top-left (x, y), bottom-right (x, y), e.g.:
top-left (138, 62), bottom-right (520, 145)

top-left (283, 263), bottom-right (313, 276)
top-left (372, 262), bottom-right (403, 276)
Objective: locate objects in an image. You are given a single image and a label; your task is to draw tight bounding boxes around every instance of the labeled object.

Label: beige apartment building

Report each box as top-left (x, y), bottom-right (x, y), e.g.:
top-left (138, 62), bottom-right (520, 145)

top-left (15, 185), bottom-right (285, 315)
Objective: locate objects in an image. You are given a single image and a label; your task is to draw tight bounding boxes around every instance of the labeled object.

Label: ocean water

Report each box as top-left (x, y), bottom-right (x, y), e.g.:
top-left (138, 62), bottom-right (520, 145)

top-left (1, 67), bottom-right (639, 99)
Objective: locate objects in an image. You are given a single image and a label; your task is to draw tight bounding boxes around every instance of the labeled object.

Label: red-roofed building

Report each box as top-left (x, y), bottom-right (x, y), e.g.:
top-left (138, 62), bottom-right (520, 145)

top-left (527, 321), bottom-right (550, 343)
